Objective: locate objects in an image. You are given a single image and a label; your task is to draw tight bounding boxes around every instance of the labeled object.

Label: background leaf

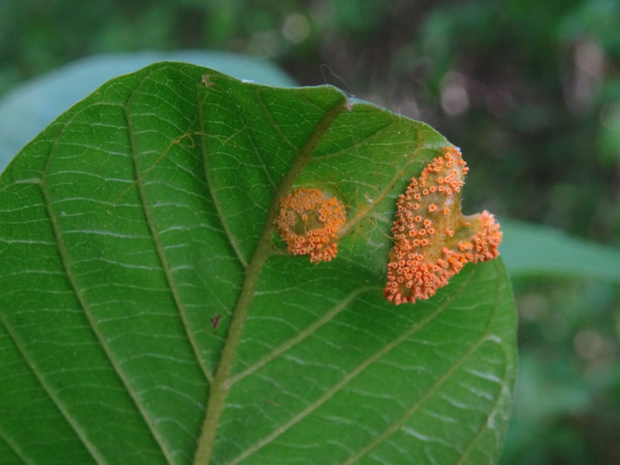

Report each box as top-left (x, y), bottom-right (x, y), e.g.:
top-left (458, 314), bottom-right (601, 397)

top-left (0, 62), bottom-right (516, 464)
top-left (0, 51), bottom-right (296, 173)
top-left (499, 220), bottom-right (620, 282)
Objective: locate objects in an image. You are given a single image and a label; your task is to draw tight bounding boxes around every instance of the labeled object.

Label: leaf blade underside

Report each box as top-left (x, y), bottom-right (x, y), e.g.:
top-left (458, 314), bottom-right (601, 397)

top-left (0, 63), bottom-right (516, 465)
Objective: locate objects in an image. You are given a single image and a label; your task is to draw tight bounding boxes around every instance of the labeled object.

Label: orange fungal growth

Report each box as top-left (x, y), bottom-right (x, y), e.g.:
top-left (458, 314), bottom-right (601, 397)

top-left (384, 146), bottom-right (502, 305)
top-left (275, 187), bottom-right (346, 263)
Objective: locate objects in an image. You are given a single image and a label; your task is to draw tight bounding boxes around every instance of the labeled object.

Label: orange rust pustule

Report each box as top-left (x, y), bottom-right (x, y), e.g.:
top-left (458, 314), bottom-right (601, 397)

top-left (384, 146), bottom-right (502, 305)
top-left (275, 187), bottom-right (346, 263)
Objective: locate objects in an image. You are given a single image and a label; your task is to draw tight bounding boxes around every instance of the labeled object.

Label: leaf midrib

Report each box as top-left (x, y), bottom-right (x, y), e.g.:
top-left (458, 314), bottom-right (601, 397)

top-left (219, 261), bottom-right (511, 465)
top-left (192, 86), bottom-right (349, 464)
top-left (228, 285), bottom-right (378, 386)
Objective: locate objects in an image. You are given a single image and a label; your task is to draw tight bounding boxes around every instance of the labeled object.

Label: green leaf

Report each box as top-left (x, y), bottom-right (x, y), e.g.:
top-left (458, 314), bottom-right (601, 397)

top-left (0, 62), bottom-right (516, 465)
top-left (500, 220), bottom-right (620, 282)
top-left (0, 51), bottom-right (296, 172)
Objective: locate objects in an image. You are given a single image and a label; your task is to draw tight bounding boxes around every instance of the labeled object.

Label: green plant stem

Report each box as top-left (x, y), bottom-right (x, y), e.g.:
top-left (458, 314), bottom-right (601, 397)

top-left (192, 95), bottom-right (347, 465)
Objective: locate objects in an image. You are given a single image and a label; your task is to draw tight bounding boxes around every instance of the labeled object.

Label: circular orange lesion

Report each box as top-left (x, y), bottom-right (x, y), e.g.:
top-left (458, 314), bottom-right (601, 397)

top-left (275, 187), bottom-right (346, 263)
top-left (383, 146), bottom-right (502, 305)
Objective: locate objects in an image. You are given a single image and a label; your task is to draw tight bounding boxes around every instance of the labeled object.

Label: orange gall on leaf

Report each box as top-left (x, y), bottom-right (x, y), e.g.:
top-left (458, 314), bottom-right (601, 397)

top-left (384, 146), bottom-right (502, 305)
top-left (275, 187), bottom-right (346, 264)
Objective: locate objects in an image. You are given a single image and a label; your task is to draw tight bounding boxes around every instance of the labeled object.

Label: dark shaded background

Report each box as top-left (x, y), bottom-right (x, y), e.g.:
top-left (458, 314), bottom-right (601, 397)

top-left (1, 1), bottom-right (619, 463)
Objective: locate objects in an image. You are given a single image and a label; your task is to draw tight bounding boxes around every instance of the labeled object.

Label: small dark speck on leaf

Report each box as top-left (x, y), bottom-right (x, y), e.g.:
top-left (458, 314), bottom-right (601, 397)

top-left (210, 314), bottom-right (221, 330)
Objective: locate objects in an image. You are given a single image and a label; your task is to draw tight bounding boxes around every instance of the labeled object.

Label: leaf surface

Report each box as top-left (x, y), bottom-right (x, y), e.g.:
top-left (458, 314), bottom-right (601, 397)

top-left (0, 63), bottom-right (516, 465)
top-left (0, 51), bottom-right (296, 171)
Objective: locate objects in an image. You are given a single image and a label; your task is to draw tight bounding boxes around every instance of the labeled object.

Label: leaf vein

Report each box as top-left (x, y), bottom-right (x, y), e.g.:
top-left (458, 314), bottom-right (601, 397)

top-left (193, 90), bottom-right (349, 465)
top-left (195, 82), bottom-right (250, 269)
top-left (455, 262), bottom-right (514, 465)
top-left (39, 82), bottom-right (180, 465)
top-left (255, 88), bottom-right (298, 151)
top-left (124, 103), bottom-right (214, 387)
top-left (340, 268), bottom-right (505, 465)
top-left (339, 126), bottom-right (426, 237)
top-left (229, 286), bottom-right (378, 386)
top-left (309, 119), bottom-right (396, 161)
top-left (225, 276), bottom-right (467, 465)
top-left (0, 419), bottom-right (37, 465)
top-left (0, 304), bottom-right (107, 465)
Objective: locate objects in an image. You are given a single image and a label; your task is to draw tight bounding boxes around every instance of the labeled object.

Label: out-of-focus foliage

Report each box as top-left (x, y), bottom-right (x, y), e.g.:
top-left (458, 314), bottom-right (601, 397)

top-left (2, 0), bottom-right (619, 242)
top-left (1, 1), bottom-right (619, 464)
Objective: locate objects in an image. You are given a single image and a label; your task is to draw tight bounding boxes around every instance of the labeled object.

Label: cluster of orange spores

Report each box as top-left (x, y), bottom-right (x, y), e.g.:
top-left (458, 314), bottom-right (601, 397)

top-left (384, 146), bottom-right (502, 305)
top-left (275, 187), bottom-right (346, 263)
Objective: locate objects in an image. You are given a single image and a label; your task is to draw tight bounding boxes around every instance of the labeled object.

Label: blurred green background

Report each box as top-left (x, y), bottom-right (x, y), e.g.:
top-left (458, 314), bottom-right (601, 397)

top-left (1, 0), bottom-right (619, 463)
